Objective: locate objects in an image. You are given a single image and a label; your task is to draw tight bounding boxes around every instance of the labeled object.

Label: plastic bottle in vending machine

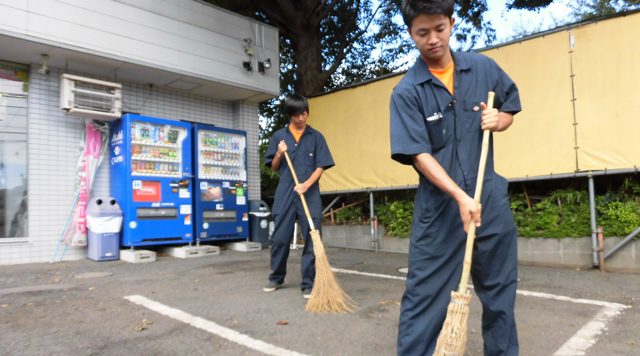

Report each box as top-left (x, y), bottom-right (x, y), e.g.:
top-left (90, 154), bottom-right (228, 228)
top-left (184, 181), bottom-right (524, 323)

top-left (212, 134), bottom-right (218, 147)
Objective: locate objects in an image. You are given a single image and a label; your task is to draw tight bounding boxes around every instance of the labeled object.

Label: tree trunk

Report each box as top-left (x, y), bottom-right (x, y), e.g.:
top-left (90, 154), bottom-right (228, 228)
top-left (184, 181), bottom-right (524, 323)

top-left (292, 30), bottom-right (326, 96)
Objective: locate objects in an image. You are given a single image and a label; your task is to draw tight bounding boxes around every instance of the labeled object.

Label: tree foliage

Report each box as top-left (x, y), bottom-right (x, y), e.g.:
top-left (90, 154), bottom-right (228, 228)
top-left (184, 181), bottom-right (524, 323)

top-left (203, 0), bottom-right (532, 198)
top-left (568, 0), bottom-right (640, 20)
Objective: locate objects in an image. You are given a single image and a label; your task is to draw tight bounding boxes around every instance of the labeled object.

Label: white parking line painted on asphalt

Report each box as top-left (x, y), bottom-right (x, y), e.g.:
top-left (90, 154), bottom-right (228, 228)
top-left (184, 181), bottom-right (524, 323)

top-left (124, 295), bottom-right (309, 356)
top-left (332, 268), bottom-right (407, 281)
top-left (553, 305), bottom-right (629, 356)
top-left (332, 268), bottom-right (631, 356)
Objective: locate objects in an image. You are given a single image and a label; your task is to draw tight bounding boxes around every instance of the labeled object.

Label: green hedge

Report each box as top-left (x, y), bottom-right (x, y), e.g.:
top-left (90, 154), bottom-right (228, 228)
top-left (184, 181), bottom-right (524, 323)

top-left (329, 178), bottom-right (640, 239)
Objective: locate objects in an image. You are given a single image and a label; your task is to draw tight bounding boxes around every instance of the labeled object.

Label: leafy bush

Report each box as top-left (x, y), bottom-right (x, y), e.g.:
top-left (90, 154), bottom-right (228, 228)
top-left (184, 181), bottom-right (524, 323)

top-left (513, 179), bottom-right (640, 238)
top-left (323, 176), bottom-right (640, 239)
top-left (335, 206), bottom-right (365, 225)
top-left (376, 199), bottom-right (414, 238)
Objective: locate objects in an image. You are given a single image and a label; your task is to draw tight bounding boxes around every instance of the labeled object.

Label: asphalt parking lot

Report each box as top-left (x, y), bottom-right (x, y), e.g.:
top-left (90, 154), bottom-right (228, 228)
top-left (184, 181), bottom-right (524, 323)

top-left (0, 247), bottom-right (637, 356)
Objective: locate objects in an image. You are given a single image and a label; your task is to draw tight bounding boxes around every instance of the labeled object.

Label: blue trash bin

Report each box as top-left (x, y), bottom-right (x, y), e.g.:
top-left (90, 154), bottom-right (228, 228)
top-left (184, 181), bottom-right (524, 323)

top-left (86, 198), bottom-right (123, 261)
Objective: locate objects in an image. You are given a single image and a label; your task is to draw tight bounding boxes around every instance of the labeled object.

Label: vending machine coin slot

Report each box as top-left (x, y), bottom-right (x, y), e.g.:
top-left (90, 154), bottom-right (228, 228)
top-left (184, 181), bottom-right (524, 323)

top-left (203, 210), bottom-right (237, 222)
top-left (136, 207), bottom-right (178, 220)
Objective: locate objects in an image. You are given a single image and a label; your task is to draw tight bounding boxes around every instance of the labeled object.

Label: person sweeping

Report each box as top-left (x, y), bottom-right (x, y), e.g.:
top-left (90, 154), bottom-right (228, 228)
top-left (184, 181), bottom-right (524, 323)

top-left (263, 95), bottom-right (335, 300)
top-left (390, 1), bottom-right (522, 355)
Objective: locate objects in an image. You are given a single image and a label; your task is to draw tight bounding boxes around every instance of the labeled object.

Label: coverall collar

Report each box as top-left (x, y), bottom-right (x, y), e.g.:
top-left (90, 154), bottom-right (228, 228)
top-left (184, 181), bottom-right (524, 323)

top-left (413, 49), bottom-right (475, 84)
top-left (285, 123), bottom-right (315, 136)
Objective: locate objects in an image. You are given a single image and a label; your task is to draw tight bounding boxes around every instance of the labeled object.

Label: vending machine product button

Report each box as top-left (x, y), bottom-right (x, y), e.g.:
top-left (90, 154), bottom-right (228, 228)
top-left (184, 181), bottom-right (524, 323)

top-left (129, 221), bottom-right (138, 229)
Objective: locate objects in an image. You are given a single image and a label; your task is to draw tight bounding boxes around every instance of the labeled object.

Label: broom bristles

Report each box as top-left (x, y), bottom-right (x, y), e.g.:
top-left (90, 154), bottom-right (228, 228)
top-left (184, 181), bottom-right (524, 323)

top-left (305, 229), bottom-right (356, 314)
top-left (433, 290), bottom-right (472, 356)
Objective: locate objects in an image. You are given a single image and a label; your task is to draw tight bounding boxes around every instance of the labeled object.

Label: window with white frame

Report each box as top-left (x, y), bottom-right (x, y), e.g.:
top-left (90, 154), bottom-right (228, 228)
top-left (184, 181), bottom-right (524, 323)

top-left (0, 61), bottom-right (28, 239)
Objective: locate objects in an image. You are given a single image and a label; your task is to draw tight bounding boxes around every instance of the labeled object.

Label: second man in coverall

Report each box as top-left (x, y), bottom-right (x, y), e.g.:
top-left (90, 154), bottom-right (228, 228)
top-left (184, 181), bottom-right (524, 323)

top-left (263, 95), bottom-right (335, 299)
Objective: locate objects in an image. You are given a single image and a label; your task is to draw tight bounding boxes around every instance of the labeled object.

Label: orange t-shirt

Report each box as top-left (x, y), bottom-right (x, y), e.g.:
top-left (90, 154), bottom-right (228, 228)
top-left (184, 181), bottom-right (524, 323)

top-left (289, 125), bottom-right (303, 142)
top-left (430, 62), bottom-right (454, 95)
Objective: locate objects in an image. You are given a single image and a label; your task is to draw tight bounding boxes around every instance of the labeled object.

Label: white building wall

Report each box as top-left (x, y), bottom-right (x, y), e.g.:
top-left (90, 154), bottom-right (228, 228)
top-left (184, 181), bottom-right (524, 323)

top-left (0, 0), bottom-right (279, 96)
top-left (0, 65), bottom-right (262, 265)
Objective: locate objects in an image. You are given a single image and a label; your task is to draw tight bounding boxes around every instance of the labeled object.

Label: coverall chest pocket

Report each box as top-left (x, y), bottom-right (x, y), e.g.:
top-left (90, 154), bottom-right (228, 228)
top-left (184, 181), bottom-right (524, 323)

top-left (424, 107), bottom-right (452, 151)
top-left (304, 151), bottom-right (316, 169)
top-left (461, 99), bottom-right (483, 132)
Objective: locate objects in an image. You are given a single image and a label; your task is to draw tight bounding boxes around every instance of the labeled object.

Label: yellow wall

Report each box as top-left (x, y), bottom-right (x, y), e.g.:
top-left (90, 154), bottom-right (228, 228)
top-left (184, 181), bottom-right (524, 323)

top-left (308, 12), bottom-right (640, 193)
top-left (480, 31), bottom-right (577, 178)
top-left (570, 15), bottom-right (640, 171)
top-left (309, 75), bottom-right (419, 193)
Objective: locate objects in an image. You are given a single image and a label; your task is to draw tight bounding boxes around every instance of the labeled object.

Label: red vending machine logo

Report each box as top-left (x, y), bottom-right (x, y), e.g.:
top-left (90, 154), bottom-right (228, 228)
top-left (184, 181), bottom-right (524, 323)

top-left (133, 180), bottom-right (161, 202)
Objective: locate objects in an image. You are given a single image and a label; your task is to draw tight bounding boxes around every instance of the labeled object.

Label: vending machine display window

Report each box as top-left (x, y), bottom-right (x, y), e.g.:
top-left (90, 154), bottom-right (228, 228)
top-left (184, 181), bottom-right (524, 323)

top-left (198, 130), bottom-right (246, 182)
top-left (130, 121), bottom-right (186, 178)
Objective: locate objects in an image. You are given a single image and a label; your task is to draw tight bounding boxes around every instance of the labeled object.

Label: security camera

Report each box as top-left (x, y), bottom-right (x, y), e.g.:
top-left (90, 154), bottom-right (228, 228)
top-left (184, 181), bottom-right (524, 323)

top-left (258, 58), bottom-right (271, 74)
top-left (39, 54), bottom-right (50, 75)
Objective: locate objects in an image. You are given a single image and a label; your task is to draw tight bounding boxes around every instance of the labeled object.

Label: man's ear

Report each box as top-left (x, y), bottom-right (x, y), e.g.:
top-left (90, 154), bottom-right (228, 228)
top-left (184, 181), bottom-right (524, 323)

top-left (450, 17), bottom-right (455, 30)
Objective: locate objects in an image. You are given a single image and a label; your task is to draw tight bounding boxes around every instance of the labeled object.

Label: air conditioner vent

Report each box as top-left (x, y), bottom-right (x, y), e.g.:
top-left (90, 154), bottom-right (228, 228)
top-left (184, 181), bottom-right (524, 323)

top-left (60, 74), bottom-right (122, 121)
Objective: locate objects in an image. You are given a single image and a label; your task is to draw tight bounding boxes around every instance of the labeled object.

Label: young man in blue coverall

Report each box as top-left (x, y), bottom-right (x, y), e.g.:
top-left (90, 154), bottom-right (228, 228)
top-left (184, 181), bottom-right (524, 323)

top-left (390, 1), bottom-right (521, 355)
top-left (263, 95), bottom-right (334, 299)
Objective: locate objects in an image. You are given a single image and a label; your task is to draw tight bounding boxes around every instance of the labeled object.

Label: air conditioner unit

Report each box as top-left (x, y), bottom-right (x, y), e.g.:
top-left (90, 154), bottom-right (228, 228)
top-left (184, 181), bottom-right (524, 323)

top-left (60, 74), bottom-right (122, 121)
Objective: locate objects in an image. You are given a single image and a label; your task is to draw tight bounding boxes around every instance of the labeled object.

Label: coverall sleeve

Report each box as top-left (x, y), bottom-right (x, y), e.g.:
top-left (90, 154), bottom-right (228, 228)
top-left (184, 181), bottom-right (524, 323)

top-left (390, 84), bottom-right (431, 166)
top-left (315, 133), bottom-right (335, 170)
top-left (264, 132), bottom-right (279, 169)
top-left (490, 58), bottom-right (521, 115)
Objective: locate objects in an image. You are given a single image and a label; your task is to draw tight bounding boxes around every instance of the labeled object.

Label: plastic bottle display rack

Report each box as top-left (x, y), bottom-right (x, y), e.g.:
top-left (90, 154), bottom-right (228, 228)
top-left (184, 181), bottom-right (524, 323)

top-left (130, 122), bottom-right (182, 177)
top-left (199, 131), bottom-right (244, 180)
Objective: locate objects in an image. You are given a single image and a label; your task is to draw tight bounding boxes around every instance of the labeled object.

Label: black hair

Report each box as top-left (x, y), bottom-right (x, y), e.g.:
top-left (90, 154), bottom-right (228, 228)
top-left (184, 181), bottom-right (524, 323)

top-left (283, 94), bottom-right (309, 118)
top-left (400, 0), bottom-right (455, 28)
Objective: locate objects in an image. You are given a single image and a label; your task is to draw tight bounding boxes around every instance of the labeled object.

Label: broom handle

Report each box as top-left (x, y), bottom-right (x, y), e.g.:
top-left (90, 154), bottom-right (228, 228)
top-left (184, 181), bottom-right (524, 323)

top-left (458, 92), bottom-right (495, 294)
top-left (283, 151), bottom-right (316, 231)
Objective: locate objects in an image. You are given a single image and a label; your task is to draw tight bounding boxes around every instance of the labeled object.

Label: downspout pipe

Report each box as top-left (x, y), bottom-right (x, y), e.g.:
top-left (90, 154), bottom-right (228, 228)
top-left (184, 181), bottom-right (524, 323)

top-left (588, 175), bottom-right (599, 266)
top-left (369, 191), bottom-right (378, 253)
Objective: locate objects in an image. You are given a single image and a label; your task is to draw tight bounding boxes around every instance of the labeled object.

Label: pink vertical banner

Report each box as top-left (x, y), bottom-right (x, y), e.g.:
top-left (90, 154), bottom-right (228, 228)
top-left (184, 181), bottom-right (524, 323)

top-left (66, 122), bottom-right (102, 246)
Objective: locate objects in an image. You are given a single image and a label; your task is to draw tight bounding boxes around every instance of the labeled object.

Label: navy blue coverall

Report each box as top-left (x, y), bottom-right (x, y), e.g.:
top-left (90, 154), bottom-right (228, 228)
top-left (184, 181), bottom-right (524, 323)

top-left (390, 51), bottom-right (521, 356)
top-left (265, 124), bottom-right (334, 291)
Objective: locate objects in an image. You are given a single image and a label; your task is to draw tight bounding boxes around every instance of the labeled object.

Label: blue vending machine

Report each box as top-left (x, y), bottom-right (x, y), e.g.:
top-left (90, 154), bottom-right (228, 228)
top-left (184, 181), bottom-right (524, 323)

top-left (192, 124), bottom-right (249, 243)
top-left (109, 114), bottom-right (194, 247)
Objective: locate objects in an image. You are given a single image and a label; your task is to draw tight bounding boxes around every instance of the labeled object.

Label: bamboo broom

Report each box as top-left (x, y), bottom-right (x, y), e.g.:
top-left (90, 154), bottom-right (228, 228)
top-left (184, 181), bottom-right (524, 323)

top-left (433, 92), bottom-right (495, 356)
top-left (283, 151), bottom-right (356, 314)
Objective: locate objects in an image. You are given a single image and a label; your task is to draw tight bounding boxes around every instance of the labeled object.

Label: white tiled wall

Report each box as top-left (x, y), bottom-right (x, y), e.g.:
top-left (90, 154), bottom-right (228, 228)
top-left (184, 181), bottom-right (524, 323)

top-left (0, 65), bottom-right (262, 265)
